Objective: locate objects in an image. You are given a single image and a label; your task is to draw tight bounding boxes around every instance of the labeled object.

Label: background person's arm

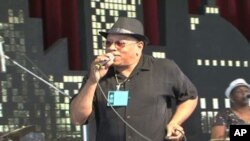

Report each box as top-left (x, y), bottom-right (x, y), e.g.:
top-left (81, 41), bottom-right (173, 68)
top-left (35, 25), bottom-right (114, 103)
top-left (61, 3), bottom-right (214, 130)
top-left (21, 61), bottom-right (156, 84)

top-left (210, 125), bottom-right (227, 140)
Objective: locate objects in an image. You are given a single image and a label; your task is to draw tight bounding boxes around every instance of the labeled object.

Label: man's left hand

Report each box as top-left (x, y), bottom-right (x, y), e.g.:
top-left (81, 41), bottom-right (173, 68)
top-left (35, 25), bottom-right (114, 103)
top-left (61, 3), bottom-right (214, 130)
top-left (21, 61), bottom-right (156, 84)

top-left (165, 123), bottom-right (185, 141)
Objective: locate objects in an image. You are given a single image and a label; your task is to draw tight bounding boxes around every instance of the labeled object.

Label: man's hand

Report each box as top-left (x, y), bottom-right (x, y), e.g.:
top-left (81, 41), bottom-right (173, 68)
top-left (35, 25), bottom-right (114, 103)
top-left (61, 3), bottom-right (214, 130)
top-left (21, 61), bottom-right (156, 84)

top-left (165, 123), bottom-right (185, 141)
top-left (89, 53), bottom-right (114, 83)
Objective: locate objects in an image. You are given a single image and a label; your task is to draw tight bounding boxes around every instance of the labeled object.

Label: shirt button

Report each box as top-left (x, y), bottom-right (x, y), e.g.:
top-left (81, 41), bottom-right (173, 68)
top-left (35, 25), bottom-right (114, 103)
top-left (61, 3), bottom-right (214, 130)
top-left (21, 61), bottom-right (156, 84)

top-left (127, 115), bottom-right (131, 119)
top-left (128, 135), bottom-right (132, 139)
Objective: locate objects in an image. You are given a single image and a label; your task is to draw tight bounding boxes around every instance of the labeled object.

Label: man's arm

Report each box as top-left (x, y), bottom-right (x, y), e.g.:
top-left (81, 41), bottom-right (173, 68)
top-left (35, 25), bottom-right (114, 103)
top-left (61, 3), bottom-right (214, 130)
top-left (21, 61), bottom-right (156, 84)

top-left (70, 79), bottom-right (97, 125)
top-left (169, 96), bottom-right (198, 125)
top-left (70, 53), bottom-right (114, 125)
top-left (165, 97), bottom-right (198, 140)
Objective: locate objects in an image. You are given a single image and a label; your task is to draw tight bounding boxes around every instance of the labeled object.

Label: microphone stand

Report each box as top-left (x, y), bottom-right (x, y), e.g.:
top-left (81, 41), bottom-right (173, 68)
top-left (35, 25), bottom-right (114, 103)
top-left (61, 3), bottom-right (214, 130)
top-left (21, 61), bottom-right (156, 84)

top-left (3, 55), bottom-right (72, 99)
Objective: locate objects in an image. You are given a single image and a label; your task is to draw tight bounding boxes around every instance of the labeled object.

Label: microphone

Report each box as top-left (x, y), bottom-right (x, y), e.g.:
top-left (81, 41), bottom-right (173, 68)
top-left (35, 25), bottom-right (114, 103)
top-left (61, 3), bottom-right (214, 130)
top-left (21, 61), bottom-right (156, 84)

top-left (245, 94), bottom-right (250, 99)
top-left (95, 54), bottom-right (114, 69)
top-left (0, 36), bottom-right (6, 73)
top-left (243, 93), bottom-right (250, 105)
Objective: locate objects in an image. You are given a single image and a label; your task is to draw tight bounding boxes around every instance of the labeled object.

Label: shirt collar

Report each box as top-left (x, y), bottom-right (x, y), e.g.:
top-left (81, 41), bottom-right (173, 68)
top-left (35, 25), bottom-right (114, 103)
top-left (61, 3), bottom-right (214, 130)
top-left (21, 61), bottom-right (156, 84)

top-left (137, 54), bottom-right (151, 71)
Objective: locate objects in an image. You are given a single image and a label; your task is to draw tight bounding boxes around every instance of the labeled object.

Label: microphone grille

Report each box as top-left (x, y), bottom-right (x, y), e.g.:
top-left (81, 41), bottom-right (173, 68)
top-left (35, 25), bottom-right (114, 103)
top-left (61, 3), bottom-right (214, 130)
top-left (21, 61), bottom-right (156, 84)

top-left (107, 53), bottom-right (115, 61)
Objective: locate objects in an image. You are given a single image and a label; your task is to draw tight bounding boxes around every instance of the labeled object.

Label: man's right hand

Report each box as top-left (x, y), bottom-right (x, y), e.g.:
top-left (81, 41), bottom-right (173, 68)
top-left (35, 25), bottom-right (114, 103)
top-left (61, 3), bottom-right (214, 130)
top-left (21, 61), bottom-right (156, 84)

top-left (89, 53), bottom-right (114, 83)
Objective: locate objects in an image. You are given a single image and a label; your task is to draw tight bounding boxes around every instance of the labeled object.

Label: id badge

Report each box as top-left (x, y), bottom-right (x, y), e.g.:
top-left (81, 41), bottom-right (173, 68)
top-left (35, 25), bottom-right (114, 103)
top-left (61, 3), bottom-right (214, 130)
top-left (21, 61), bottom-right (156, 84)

top-left (107, 91), bottom-right (129, 106)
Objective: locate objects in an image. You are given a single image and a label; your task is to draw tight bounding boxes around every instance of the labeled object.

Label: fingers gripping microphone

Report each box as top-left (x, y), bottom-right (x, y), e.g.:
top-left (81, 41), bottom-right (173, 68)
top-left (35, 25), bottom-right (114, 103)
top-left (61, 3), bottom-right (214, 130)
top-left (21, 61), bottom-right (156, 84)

top-left (95, 54), bottom-right (114, 69)
top-left (0, 36), bottom-right (6, 73)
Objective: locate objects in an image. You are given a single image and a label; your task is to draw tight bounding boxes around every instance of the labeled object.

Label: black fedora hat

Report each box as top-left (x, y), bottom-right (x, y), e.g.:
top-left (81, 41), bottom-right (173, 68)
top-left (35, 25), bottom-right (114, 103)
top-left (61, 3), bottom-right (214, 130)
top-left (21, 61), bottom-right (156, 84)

top-left (99, 17), bottom-right (149, 44)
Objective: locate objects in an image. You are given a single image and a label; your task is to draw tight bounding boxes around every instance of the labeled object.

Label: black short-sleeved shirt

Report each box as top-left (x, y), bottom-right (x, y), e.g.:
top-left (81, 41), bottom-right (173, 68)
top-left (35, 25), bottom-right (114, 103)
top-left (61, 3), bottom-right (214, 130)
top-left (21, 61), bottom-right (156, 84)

top-left (74, 55), bottom-right (198, 141)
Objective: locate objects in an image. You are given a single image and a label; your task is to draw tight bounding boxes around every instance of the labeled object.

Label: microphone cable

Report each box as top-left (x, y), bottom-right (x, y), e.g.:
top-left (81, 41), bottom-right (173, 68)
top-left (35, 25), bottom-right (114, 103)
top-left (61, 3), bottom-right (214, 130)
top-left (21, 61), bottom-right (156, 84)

top-left (96, 81), bottom-right (153, 141)
top-left (94, 68), bottom-right (188, 141)
top-left (174, 128), bottom-right (187, 141)
top-left (93, 68), bottom-right (153, 141)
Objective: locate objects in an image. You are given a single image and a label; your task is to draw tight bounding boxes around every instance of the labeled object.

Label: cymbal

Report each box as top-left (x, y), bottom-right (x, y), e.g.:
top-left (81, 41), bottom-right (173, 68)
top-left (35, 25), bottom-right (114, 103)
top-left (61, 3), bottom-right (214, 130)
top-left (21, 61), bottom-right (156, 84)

top-left (1, 125), bottom-right (35, 140)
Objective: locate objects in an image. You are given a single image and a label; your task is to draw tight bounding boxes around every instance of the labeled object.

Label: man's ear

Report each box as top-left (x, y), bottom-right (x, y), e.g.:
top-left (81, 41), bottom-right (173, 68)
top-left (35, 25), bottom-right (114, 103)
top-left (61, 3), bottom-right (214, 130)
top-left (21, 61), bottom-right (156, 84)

top-left (137, 41), bottom-right (144, 50)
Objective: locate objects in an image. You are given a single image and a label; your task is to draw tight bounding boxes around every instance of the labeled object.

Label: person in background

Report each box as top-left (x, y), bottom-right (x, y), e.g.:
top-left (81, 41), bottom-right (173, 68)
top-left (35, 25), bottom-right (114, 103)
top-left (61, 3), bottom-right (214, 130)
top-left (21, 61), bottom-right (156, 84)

top-left (70, 17), bottom-right (198, 141)
top-left (211, 78), bottom-right (250, 140)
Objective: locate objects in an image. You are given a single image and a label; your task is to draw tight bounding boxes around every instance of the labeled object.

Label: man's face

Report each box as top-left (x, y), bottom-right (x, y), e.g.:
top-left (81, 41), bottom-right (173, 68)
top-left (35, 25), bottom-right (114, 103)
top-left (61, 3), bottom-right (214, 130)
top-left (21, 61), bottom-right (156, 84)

top-left (105, 34), bottom-right (143, 66)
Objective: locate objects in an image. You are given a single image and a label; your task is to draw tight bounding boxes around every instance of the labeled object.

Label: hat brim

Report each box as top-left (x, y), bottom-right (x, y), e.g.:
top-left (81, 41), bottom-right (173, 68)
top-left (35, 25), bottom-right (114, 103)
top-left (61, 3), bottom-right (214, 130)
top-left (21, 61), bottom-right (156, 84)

top-left (99, 31), bottom-right (149, 44)
top-left (225, 83), bottom-right (250, 98)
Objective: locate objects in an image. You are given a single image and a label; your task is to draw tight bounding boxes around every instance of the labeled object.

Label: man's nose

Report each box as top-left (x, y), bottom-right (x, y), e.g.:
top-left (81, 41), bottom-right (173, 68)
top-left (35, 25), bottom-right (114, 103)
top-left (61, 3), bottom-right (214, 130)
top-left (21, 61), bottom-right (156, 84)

top-left (106, 45), bottom-right (117, 52)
